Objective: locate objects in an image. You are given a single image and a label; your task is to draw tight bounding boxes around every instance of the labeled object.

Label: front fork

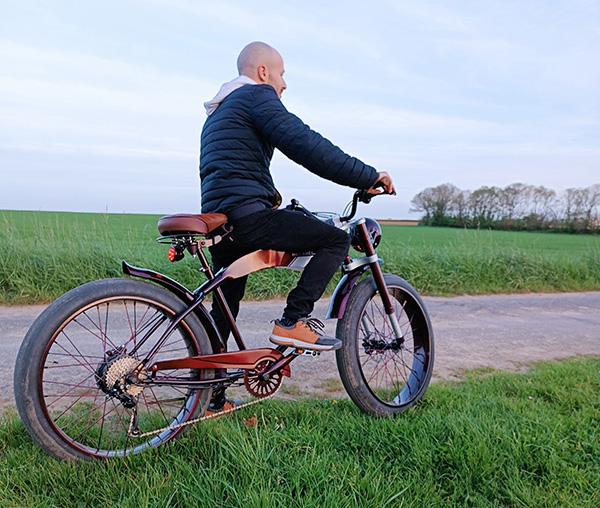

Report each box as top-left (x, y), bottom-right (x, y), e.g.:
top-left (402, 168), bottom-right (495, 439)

top-left (356, 221), bottom-right (404, 341)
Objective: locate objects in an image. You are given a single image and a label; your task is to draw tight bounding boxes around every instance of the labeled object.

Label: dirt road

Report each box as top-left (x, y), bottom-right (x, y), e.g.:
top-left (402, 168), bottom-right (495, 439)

top-left (2, 292), bottom-right (599, 405)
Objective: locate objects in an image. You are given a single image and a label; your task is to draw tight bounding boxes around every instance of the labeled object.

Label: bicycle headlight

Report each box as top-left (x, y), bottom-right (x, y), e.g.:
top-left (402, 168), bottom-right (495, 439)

top-left (351, 218), bottom-right (382, 252)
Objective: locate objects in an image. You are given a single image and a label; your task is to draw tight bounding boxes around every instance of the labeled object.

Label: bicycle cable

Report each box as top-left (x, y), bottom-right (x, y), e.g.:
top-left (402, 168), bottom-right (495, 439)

top-left (341, 200), bottom-right (353, 218)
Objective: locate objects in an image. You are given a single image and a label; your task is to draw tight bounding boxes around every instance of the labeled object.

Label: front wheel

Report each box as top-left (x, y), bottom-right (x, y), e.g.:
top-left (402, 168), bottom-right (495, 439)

top-left (14, 278), bottom-right (214, 461)
top-left (336, 274), bottom-right (435, 416)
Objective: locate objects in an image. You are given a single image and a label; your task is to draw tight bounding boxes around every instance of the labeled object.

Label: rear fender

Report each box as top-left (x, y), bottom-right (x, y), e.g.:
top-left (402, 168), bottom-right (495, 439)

top-left (122, 261), bottom-right (224, 353)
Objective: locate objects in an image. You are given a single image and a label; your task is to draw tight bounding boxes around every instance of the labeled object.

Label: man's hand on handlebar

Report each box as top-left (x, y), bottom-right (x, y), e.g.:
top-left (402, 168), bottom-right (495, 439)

top-left (368, 171), bottom-right (396, 195)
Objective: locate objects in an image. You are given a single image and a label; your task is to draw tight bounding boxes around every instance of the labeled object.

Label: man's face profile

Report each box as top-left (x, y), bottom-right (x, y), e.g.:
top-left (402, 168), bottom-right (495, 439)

top-left (264, 53), bottom-right (286, 98)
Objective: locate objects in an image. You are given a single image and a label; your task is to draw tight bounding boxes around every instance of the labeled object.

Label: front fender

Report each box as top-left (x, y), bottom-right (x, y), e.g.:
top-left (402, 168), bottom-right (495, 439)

top-left (122, 261), bottom-right (224, 353)
top-left (326, 271), bottom-right (365, 320)
top-left (326, 257), bottom-right (384, 320)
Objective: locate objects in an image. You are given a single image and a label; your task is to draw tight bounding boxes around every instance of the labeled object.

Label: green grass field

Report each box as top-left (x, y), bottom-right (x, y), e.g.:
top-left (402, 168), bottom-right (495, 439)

top-left (1, 210), bottom-right (599, 304)
top-left (1, 358), bottom-right (598, 507)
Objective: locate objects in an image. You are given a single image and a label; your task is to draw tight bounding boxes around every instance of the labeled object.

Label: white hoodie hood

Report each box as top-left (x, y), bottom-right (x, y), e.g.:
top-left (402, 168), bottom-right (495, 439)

top-left (204, 75), bottom-right (257, 116)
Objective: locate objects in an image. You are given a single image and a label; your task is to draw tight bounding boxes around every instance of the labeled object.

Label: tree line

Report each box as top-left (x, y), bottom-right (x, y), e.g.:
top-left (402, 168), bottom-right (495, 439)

top-left (410, 183), bottom-right (600, 233)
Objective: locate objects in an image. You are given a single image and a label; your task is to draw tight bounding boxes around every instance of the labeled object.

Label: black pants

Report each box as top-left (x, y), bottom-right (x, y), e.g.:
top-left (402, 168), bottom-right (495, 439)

top-left (209, 208), bottom-right (350, 346)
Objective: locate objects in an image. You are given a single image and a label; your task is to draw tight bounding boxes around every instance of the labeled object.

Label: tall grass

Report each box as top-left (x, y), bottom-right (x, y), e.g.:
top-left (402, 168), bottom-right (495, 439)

top-left (380, 242), bottom-right (600, 295)
top-left (1, 211), bottom-right (600, 304)
top-left (1, 358), bottom-right (598, 506)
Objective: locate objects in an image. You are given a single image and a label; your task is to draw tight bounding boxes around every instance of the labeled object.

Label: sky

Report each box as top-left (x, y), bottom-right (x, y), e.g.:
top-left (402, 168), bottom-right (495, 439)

top-left (1, 0), bottom-right (599, 218)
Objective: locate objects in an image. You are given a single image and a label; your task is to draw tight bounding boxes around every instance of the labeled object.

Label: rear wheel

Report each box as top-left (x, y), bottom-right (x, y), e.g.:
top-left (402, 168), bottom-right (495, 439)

top-left (336, 274), bottom-right (434, 416)
top-left (14, 278), bottom-right (214, 461)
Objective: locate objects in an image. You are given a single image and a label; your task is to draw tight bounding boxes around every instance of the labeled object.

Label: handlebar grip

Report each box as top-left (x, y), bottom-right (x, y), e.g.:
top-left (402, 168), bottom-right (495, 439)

top-left (373, 181), bottom-right (396, 194)
top-left (358, 189), bottom-right (373, 204)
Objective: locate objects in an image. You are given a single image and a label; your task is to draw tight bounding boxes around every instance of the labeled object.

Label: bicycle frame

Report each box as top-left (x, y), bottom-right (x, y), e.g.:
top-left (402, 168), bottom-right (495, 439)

top-left (121, 218), bottom-right (397, 388)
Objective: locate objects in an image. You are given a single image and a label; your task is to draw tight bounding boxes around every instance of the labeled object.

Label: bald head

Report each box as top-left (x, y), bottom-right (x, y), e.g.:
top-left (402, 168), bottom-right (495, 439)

top-left (236, 41), bottom-right (287, 97)
top-left (237, 41), bottom-right (279, 74)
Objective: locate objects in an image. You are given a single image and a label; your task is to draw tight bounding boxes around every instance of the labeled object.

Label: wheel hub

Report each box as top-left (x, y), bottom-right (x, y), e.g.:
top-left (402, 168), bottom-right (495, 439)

top-left (362, 337), bottom-right (404, 354)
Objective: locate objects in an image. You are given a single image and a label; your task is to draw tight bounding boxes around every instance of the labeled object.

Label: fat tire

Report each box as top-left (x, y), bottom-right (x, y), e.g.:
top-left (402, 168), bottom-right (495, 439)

top-left (335, 274), bottom-right (435, 417)
top-left (14, 278), bottom-right (214, 461)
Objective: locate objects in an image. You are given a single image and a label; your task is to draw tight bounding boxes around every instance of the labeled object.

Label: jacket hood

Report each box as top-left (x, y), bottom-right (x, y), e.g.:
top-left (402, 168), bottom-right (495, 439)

top-left (204, 75), bottom-right (257, 115)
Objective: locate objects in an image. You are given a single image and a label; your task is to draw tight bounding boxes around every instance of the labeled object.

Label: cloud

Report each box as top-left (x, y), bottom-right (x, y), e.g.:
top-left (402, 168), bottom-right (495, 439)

top-left (383, 1), bottom-right (473, 33)
top-left (0, 41), bottom-right (216, 114)
top-left (2, 142), bottom-right (196, 160)
top-left (0, 41), bottom-right (217, 162)
top-left (146, 0), bottom-right (383, 60)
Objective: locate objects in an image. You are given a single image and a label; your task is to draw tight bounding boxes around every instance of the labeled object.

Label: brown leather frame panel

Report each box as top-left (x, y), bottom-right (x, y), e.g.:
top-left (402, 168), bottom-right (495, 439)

top-left (222, 250), bottom-right (294, 280)
top-left (157, 213), bottom-right (227, 235)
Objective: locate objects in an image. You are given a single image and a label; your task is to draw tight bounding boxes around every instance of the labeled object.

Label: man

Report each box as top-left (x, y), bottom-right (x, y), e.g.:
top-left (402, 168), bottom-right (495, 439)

top-left (200, 42), bottom-right (395, 409)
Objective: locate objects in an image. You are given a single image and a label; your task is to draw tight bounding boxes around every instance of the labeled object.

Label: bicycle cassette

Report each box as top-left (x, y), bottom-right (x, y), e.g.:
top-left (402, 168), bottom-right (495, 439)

top-left (103, 356), bottom-right (147, 397)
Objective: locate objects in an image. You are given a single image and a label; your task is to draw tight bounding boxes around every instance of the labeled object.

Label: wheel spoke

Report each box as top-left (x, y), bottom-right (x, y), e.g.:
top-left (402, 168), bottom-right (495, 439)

top-left (78, 312), bottom-right (119, 351)
top-left (54, 332), bottom-right (96, 375)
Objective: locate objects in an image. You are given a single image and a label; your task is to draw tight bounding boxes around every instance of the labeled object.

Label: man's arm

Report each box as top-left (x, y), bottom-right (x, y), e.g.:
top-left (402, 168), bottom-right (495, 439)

top-left (250, 85), bottom-right (379, 190)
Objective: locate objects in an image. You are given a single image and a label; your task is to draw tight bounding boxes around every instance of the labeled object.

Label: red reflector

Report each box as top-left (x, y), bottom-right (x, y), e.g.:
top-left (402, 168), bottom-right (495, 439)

top-left (168, 247), bottom-right (176, 262)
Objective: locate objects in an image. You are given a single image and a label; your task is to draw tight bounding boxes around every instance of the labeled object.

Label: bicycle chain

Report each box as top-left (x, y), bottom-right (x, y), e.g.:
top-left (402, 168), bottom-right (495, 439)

top-left (127, 383), bottom-right (282, 438)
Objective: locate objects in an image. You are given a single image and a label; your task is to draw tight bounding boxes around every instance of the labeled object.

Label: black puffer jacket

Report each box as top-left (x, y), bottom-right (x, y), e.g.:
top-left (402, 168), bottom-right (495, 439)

top-left (199, 84), bottom-right (378, 213)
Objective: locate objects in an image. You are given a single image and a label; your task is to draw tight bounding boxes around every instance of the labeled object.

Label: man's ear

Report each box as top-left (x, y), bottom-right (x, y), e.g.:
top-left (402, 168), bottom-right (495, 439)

top-left (257, 64), bottom-right (268, 82)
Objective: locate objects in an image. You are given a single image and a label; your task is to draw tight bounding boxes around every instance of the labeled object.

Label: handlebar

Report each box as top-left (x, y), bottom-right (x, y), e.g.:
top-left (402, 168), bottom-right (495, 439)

top-left (339, 185), bottom-right (390, 222)
top-left (287, 184), bottom-right (392, 223)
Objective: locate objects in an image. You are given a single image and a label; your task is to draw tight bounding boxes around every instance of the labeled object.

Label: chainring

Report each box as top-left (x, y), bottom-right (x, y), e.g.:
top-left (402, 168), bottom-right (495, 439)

top-left (243, 359), bottom-right (283, 398)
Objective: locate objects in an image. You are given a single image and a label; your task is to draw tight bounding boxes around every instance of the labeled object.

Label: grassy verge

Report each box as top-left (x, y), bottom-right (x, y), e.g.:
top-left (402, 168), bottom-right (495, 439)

top-left (1, 358), bottom-right (598, 507)
top-left (1, 210), bottom-right (600, 304)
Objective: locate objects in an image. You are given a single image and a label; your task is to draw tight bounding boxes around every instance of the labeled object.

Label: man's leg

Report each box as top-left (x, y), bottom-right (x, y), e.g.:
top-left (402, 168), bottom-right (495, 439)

top-left (232, 208), bottom-right (351, 324)
top-left (207, 239), bottom-right (250, 410)
top-left (208, 239), bottom-right (251, 346)
top-left (281, 226), bottom-right (350, 322)
top-left (209, 275), bottom-right (248, 349)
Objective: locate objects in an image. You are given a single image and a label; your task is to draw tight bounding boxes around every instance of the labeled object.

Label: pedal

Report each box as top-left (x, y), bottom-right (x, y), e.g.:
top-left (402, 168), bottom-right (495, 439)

top-left (296, 348), bottom-right (320, 357)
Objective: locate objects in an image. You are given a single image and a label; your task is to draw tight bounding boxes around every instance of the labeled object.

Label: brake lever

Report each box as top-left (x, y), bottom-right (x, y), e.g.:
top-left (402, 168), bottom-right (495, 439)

top-left (288, 198), bottom-right (317, 219)
top-left (360, 181), bottom-right (393, 204)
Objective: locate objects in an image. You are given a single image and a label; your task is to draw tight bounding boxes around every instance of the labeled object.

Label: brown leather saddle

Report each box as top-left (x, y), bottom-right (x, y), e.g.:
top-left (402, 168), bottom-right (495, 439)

top-left (157, 213), bottom-right (228, 236)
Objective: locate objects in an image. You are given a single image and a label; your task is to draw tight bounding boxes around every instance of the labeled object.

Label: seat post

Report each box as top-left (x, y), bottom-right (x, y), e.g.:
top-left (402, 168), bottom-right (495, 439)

top-left (197, 248), bottom-right (246, 351)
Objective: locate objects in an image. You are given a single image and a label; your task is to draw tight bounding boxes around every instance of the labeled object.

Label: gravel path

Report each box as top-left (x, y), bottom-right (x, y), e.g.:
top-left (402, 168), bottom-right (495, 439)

top-left (2, 292), bottom-right (599, 406)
